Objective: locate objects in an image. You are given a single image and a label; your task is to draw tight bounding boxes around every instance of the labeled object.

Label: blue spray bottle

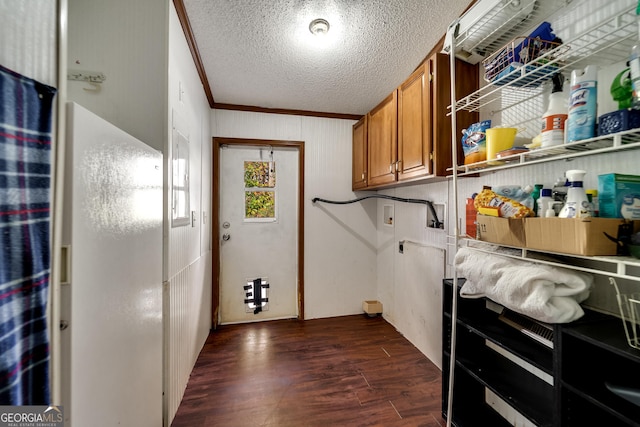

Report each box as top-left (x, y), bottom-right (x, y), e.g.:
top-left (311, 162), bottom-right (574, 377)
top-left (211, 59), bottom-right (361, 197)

top-left (566, 65), bottom-right (597, 142)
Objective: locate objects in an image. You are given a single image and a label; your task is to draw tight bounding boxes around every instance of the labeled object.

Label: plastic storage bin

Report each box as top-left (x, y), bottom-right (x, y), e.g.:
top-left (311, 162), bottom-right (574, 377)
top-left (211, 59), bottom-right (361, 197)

top-left (598, 109), bottom-right (640, 136)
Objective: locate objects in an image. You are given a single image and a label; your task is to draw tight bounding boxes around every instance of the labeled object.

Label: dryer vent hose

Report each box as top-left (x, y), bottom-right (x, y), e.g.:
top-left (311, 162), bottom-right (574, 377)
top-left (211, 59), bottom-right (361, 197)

top-left (312, 195), bottom-right (443, 229)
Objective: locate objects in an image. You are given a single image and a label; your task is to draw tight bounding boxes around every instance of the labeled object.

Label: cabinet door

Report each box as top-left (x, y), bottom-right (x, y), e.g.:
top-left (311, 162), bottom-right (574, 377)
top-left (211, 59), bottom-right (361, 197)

top-left (367, 91), bottom-right (397, 187)
top-left (398, 63), bottom-right (431, 181)
top-left (431, 53), bottom-right (478, 177)
top-left (352, 116), bottom-right (368, 190)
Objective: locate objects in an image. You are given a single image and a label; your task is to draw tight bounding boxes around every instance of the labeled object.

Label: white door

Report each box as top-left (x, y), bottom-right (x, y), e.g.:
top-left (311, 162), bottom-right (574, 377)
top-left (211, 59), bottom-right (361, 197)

top-left (219, 145), bottom-right (298, 324)
top-left (62, 103), bottom-right (163, 426)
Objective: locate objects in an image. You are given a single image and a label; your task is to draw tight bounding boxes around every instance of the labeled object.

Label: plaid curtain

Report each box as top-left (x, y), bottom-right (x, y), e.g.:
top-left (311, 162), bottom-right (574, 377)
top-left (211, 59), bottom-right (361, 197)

top-left (0, 64), bottom-right (56, 405)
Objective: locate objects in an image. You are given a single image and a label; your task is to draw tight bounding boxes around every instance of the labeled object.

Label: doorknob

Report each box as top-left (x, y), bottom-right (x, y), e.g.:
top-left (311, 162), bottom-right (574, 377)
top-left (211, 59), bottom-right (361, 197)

top-left (222, 233), bottom-right (231, 241)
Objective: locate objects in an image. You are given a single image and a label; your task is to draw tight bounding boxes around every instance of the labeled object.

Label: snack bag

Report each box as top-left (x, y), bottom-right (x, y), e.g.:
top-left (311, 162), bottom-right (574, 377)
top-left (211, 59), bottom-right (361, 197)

top-left (461, 120), bottom-right (491, 165)
top-left (474, 187), bottom-right (534, 218)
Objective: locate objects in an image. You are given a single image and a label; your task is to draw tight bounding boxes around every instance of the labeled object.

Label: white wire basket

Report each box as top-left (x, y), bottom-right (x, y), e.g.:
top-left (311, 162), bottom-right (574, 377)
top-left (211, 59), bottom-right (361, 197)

top-left (610, 277), bottom-right (640, 350)
top-left (482, 36), bottom-right (567, 86)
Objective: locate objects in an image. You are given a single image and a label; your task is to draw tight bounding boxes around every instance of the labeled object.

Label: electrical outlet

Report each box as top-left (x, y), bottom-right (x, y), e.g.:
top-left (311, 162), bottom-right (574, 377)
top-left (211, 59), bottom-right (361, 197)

top-left (427, 203), bottom-right (446, 230)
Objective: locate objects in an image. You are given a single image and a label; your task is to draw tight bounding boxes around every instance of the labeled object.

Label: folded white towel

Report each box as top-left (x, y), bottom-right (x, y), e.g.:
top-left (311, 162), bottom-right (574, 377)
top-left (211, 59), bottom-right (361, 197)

top-left (455, 247), bottom-right (593, 323)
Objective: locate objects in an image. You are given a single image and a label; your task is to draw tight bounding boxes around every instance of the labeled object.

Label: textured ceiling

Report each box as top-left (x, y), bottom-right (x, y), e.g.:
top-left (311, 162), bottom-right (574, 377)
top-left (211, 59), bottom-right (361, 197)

top-left (182, 0), bottom-right (471, 116)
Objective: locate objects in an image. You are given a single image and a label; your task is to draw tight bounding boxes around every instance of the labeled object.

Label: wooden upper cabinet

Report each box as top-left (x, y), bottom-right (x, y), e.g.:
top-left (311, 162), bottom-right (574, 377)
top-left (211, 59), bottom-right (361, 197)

top-left (352, 116), bottom-right (368, 190)
top-left (398, 63), bottom-right (431, 181)
top-left (351, 47), bottom-right (478, 190)
top-left (367, 91), bottom-right (397, 187)
top-left (430, 52), bottom-right (479, 176)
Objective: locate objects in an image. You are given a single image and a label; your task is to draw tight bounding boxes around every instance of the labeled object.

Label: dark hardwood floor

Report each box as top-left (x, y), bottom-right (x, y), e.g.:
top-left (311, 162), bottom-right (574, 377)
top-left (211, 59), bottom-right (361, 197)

top-left (171, 315), bottom-right (444, 427)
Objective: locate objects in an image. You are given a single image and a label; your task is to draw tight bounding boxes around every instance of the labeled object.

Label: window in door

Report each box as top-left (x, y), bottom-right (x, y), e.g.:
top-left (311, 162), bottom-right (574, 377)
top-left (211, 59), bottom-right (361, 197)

top-left (244, 161), bottom-right (276, 221)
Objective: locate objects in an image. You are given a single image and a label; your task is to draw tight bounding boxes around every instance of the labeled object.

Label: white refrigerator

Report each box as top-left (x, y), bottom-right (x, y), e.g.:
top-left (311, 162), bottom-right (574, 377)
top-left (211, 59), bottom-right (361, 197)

top-left (61, 102), bottom-right (163, 426)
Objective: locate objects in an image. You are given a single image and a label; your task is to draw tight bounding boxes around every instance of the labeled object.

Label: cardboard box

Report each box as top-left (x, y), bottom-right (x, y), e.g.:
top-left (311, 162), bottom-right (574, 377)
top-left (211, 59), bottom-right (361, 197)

top-left (598, 173), bottom-right (640, 219)
top-left (476, 215), bottom-right (526, 247)
top-left (362, 300), bottom-right (382, 315)
top-left (524, 217), bottom-right (636, 256)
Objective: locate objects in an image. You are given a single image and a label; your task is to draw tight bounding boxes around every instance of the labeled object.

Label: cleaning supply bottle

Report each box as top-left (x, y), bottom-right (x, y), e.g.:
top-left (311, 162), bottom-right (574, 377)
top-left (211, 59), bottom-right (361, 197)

top-left (586, 189), bottom-right (599, 216)
top-left (541, 73), bottom-right (568, 147)
top-left (559, 170), bottom-right (592, 218)
top-left (531, 184), bottom-right (543, 216)
top-left (630, 1), bottom-right (640, 108)
top-left (537, 188), bottom-right (554, 217)
top-left (566, 66), bottom-right (597, 142)
top-left (630, 45), bottom-right (640, 109)
top-left (552, 176), bottom-right (568, 204)
top-left (612, 68), bottom-right (633, 109)
top-left (546, 202), bottom-right (563, 217)
top-left (466, 195), bottom-right (478, 238)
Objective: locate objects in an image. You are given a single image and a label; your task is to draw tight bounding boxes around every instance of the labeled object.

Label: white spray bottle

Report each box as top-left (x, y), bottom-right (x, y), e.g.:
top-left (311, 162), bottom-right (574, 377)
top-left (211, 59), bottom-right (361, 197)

top-left (537, 188), bottom-right (554, 217)
top-left (559, 170), bottom-right (592, 218)
top-left (541, 73), bottom-right (567, 147)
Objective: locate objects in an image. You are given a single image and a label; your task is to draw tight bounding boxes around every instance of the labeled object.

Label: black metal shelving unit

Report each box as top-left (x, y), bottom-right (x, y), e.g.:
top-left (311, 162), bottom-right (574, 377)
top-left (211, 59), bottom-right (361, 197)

top-left (443, 279), bottom-right (640, 427)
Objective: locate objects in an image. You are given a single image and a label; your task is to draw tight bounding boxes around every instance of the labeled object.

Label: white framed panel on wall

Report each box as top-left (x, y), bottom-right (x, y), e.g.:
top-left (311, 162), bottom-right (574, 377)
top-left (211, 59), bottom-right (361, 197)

top-left (171, 114), bottom-right (190, 227)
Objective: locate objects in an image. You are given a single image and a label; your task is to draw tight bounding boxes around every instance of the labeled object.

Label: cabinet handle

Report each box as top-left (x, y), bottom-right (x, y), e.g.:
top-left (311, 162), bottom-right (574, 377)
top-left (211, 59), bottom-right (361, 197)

top-left (361, 173), bottom-right (365, 180)
top-left (396, 160), bottom-right (401, 172)
top-left (389, 164), bottom-right (393, 173)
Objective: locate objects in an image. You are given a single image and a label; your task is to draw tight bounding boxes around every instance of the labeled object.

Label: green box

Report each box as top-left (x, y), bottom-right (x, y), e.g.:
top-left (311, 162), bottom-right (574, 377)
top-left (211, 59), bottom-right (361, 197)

top-left (598, 173), bottom-right (640, 219)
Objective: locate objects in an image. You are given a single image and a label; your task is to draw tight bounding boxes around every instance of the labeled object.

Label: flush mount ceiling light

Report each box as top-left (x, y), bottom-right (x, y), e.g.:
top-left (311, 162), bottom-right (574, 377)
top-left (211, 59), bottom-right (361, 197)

top-left (309, 18), bottom-right (330, 36)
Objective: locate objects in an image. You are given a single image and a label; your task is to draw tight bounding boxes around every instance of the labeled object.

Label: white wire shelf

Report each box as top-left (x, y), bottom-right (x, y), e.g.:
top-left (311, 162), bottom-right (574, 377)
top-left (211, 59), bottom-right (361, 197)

top-left (461, 240), bottom-right (640, 283)
top-left (452, 128), bottom-right (640, 175)
top-left (450, 2), bottom-right (637, 116)
top-left (452, 0), bottom-right (567, 65)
